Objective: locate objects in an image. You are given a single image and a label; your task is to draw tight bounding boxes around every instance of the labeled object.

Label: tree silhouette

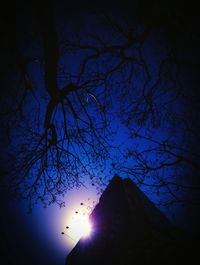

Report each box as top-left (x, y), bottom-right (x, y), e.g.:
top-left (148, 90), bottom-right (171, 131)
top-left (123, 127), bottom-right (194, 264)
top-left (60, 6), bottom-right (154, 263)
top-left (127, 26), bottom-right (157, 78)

top-left (0, 0), bottom-right (199, 209)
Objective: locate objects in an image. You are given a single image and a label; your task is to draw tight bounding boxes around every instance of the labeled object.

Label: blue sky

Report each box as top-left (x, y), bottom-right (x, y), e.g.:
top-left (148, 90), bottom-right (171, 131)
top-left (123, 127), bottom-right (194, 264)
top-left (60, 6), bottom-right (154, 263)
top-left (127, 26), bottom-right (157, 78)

top-left (0, 1), bottom-right (200, 265)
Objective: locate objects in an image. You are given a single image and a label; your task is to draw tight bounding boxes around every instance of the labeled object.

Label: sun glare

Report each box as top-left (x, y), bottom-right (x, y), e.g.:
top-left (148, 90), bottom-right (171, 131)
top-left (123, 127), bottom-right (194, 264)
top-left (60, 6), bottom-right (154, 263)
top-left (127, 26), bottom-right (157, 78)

top-left (67, 212), bottom-right (92, 242)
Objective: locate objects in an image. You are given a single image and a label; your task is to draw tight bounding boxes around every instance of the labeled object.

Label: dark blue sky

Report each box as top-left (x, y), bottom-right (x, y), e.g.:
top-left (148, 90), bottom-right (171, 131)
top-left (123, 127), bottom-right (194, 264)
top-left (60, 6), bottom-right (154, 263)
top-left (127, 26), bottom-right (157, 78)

top-left (0, 1), bottom-right (200, 265)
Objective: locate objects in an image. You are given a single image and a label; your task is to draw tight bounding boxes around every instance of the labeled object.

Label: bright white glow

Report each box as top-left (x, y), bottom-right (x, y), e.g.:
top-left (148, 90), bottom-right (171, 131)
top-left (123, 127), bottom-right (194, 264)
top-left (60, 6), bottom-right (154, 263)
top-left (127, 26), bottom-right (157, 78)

top-left (68, 213), bottom-right (92, 242)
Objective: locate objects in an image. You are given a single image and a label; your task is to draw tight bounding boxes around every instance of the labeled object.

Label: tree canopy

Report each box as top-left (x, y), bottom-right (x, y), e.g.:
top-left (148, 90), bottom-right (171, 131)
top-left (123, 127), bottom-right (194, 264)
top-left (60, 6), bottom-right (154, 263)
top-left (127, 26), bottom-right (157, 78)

top-left (0, 0), bottom-right (200, 210)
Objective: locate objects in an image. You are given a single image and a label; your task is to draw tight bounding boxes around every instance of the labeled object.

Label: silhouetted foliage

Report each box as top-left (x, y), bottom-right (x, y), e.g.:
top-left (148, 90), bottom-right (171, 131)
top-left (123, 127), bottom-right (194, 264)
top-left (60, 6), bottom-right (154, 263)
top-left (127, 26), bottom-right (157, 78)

top-left (0, 0), bottom-right (200, 209)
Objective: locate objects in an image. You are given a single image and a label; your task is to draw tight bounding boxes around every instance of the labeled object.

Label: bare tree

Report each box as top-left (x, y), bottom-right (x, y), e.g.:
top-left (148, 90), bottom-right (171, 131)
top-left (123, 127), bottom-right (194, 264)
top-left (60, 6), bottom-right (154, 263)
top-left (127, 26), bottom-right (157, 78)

top-left (0, 0), bottom-right (199, 209)
top-left (0, 2), bottom-right (114, 210)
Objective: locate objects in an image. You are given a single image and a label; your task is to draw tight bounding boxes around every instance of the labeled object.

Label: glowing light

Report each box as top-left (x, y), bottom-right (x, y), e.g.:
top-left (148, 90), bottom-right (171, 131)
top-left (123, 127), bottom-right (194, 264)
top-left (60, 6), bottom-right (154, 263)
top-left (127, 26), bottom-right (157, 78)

top-left (67, 212), bottom-right (92, 242)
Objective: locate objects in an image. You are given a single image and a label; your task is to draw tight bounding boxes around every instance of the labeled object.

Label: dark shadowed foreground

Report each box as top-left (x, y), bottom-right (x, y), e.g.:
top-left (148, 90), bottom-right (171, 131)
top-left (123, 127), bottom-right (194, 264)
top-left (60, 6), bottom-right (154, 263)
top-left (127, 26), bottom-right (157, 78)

top-left (66, 175), bottom-right (198, 265)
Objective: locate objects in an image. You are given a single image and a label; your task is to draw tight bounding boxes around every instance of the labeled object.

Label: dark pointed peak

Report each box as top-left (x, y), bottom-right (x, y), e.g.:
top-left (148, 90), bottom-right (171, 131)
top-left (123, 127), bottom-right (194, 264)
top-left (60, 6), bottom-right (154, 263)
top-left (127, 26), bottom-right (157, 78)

top-left (104, 174), bottom-right (124, 192)
top-left (102, 175), bottom-right (136, 199)
top-left (109, 174), bottom-right (122, 183)
top-left (98, 175), bottom-right (124, 205)
top-left (66, 175), bottom-right (190, 265)
top-left (106, 175), bottom-right (137, 193)
top-left (109, 175), bottom-right (135, 185)
top-left (97, 175), bottom-right (175, 230)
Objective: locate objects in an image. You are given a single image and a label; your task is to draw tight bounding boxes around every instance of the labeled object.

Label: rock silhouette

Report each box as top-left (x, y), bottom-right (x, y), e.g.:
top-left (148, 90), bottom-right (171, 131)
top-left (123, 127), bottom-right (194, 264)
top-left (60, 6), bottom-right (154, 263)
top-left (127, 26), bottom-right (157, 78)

top-left (66, 175), bottom-right (196, 265)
